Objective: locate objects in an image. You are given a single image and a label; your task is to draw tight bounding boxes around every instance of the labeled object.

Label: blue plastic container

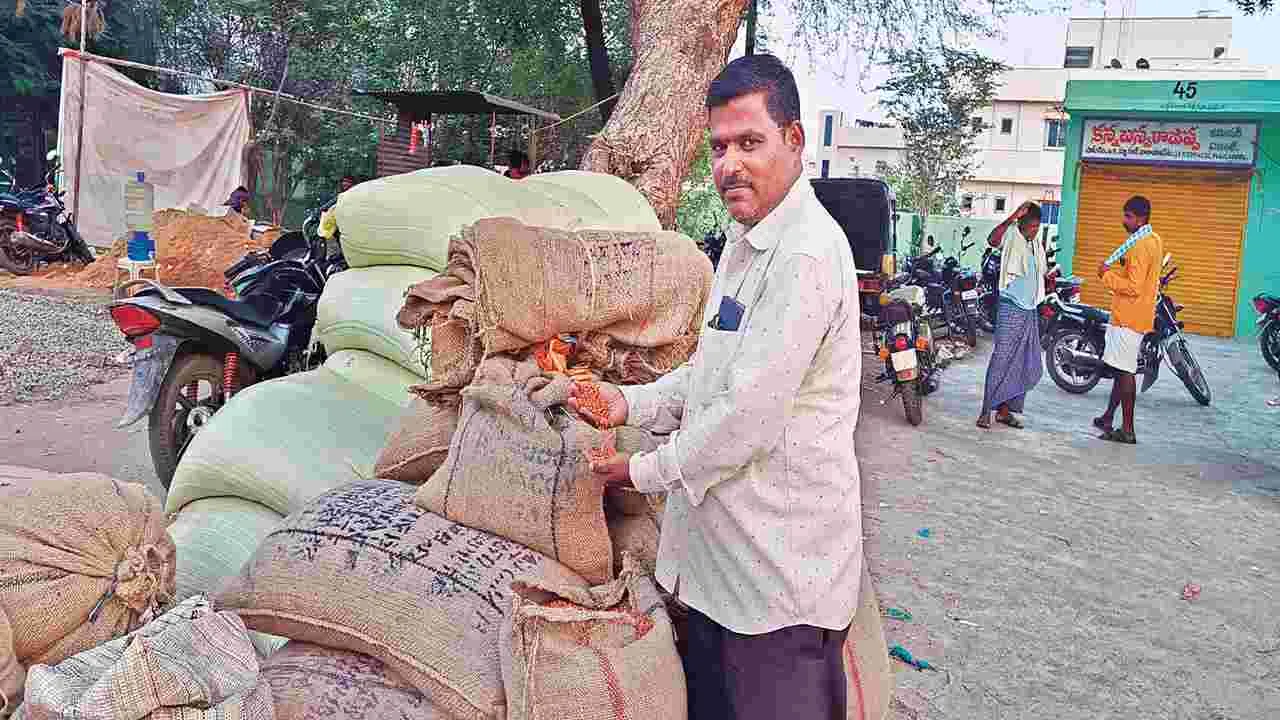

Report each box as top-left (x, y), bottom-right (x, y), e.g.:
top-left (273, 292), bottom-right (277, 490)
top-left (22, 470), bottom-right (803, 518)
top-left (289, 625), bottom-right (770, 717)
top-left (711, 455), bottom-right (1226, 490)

top-left (126, 230), bottom-right (154, 261)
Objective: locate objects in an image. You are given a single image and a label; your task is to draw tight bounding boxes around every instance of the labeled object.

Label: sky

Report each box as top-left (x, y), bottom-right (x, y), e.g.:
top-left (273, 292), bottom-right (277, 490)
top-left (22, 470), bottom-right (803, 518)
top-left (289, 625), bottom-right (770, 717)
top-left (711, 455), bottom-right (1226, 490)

top-left (738, 0), bottom-right (1280, 130)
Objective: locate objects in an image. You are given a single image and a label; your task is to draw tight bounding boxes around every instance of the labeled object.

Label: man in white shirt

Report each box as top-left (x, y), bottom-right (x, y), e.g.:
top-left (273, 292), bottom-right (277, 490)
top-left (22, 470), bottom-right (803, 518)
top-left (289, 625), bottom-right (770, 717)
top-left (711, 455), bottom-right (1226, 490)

top-left (570, 54), bottom-right (863, 720)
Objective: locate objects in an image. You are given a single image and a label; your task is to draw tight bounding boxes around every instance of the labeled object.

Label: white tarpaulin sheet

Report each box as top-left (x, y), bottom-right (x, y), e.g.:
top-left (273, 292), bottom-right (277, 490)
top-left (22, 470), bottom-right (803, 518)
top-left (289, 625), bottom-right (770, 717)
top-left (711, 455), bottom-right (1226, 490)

top-left (58, 51), bottom-right (251, 247)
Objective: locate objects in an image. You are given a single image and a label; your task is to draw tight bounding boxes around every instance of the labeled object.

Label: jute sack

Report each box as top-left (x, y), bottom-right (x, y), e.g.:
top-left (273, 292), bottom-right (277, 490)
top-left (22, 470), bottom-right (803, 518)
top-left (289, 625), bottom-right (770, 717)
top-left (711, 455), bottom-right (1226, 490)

top-left (214, 480), bottom-right (590, 720)
top-left (0, 467), bottom-right (176, 667)
top-left (605, 511), bottom-right (659, 576)
top-left (1, 607), bottom-right (24, 718)
top-left (845, 566), bottom-right (894, 720)
top-left (500, 558), bottom-right (686, 720)
top-left (398, 218), bottom-right (711, 392)
top-left (373, 394), bottom-right (461, 484)
top-left (18, 596), bottom-right (272, 720)
top-left (261, 643), bottom-right (445, 720)
top-left (415, 356), bottom-right (615, 584)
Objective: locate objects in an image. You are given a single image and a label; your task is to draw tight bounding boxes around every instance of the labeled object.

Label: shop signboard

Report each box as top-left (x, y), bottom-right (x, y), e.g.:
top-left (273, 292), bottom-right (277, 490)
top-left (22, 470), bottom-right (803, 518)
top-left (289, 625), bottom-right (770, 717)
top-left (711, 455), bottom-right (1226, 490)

top-left (1082, 119), bottom-right (1257, 168)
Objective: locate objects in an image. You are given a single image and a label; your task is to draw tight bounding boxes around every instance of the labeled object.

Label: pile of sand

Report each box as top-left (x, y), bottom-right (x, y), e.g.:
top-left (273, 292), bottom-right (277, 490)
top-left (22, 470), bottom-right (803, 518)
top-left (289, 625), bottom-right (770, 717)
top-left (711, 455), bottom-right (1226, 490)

top-left (66, 210), bottom-right (280, 294)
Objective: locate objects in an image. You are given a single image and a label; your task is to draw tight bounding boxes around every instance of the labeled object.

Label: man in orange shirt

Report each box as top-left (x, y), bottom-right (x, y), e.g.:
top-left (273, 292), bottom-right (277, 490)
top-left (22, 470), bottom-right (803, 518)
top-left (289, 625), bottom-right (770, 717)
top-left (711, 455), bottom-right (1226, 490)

top-left (1094, 195), bottom-right (1163, 444)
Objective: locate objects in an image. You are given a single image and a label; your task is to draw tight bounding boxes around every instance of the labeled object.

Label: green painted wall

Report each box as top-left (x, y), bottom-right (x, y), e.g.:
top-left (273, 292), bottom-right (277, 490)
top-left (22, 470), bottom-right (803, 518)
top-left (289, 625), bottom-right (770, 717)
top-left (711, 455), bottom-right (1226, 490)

top-left (1057, 79), bottom-right (1280, 337)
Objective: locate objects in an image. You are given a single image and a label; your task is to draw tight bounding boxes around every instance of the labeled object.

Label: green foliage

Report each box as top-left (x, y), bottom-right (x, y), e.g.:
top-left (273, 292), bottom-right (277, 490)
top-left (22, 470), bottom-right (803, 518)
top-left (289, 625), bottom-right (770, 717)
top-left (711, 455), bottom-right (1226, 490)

top-left (676, 133), bottom-right (730, 243)
top-left (1, 0), bottom-right (66, 96)
top-left (1232, 0), bottom-right (1275, 13)
top-left (876, 46), bottom-right (1006, 239)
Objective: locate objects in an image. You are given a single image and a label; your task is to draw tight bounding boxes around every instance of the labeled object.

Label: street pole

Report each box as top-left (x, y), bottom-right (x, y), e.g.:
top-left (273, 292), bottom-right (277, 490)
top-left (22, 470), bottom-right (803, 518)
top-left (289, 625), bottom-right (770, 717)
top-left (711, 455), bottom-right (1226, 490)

top-left (71, 1), bottom-right (89, 224)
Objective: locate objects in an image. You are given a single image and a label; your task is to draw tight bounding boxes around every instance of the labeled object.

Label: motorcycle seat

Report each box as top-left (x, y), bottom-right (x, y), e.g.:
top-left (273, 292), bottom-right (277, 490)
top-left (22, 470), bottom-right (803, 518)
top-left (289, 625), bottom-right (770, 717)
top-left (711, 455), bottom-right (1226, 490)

top-left (1061, 302), bottom-right (1111, 324)
top-left (171, 287), bottom-right (278, 327)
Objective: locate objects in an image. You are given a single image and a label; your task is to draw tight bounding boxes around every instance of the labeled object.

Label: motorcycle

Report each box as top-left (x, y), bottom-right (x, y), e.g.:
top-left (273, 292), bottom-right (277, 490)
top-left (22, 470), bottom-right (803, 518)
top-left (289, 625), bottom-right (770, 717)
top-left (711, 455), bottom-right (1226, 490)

top-left (979, 243), bottom-right (1077, 334)
top-left (0, 153), bottom-right (94, 274)
top-left (108, 202), bottom-right (343, 488)
top-left (940, 237), bottom-right (981, 348)
top-left (1044, 254), bottom-right (1211, 406)
top-left (873, 285), bottom-right (938, 426)
top-left (1253, 293), bottom-right (1280, 372)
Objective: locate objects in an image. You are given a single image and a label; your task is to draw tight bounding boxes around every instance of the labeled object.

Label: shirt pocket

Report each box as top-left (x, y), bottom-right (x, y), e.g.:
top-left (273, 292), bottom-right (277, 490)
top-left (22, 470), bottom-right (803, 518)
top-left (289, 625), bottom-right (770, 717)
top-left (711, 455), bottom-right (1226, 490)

top-left (690, 326), bottom-right (742, 403)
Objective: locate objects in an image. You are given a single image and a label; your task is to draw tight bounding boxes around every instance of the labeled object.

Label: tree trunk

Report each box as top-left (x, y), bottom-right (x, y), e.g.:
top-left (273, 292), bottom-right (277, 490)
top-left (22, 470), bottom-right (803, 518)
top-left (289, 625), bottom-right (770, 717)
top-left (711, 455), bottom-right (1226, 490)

top-left (581, 0), bottom-right (750, 229)
top-left (744, 0), bottom-right (757, 55)
top-left (578, 0), bottom-right (618, 124)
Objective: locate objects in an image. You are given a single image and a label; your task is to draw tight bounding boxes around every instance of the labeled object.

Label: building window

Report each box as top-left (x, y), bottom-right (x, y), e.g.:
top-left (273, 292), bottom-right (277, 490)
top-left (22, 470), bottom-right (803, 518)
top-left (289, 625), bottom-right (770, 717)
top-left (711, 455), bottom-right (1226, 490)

top-left (1000, 118), bottom-right (1013, 135)
top-left (961, 195), bottom-right (974, 211)
top-left (1040, 201), bottom-right (1061, 225)
top-left (875, 161), bottom-right (889, 177)
top-left (1064, 46), bottom-right (1094, 69)
top-left (823, 115), bottom-right (834, 148)
top-left (994, 197), bottom-right (1007, 213)
top-left (821, 159), bottom-right (830, 178)
top-left (1045, 119), bottom-right (1067, 149)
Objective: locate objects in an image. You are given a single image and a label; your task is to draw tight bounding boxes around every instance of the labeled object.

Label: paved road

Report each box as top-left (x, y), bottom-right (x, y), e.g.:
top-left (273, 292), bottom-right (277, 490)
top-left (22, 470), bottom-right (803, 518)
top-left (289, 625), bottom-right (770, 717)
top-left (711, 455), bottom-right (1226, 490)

top-left (857, 332), bottom-right (1280, 719)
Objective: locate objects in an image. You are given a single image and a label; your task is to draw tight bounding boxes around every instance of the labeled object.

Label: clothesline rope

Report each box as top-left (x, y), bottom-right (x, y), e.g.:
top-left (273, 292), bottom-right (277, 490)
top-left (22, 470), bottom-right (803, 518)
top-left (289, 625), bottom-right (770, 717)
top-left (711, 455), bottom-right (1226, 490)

top-left (60, 49), bottom-right (398, 125)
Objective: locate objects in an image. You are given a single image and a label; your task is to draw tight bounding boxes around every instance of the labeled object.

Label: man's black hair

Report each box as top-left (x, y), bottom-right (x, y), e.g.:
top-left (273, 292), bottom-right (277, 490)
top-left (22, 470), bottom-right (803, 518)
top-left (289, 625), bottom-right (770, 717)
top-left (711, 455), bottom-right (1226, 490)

top-left (706, 53), bottom-right (802, 128)
top-left (1124, 195), bottom-right (1151, 221)
top-left (1020, 202), bottom-right (1042, 224)
top-left (508, 149), bottom-right (529, 166)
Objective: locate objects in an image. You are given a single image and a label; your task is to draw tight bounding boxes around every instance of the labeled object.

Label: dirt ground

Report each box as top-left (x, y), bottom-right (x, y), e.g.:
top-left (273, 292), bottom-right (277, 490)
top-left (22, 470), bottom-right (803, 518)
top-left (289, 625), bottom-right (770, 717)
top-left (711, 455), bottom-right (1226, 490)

top-left (1, 289), bottom-right (1277, 719)
top-left (858, 333), bottom-right (1279, 719)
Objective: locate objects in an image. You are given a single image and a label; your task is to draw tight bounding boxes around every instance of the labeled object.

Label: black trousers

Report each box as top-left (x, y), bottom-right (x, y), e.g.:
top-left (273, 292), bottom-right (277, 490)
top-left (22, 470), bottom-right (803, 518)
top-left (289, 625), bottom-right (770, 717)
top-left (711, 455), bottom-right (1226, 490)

top-left (682, 607), bottom-right (849, 720)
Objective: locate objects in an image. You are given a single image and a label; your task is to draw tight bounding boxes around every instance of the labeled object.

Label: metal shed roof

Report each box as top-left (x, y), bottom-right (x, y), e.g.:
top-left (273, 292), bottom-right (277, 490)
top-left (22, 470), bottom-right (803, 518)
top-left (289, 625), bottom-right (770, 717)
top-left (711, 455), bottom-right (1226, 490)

top-left (356, 90), bottom-right (561, 121)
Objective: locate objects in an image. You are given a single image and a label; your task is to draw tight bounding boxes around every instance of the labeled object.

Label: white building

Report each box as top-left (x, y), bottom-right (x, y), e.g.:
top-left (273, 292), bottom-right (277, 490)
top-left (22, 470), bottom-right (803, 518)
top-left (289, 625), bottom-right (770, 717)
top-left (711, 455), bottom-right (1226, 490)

top-left (813, 13), bottom-right (1272, 222)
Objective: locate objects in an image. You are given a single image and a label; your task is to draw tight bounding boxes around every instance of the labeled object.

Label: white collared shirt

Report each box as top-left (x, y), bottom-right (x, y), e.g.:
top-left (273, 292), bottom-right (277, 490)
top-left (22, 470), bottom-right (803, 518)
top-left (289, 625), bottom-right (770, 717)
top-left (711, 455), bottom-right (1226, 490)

top-left (620, 178), bottom-right (863, 635)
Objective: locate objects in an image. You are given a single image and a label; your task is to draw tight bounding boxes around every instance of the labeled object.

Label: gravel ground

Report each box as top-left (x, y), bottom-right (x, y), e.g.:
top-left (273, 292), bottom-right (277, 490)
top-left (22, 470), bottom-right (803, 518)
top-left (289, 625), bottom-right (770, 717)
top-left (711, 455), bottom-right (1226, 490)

top-left (0, 288), bottom-right (130, 404)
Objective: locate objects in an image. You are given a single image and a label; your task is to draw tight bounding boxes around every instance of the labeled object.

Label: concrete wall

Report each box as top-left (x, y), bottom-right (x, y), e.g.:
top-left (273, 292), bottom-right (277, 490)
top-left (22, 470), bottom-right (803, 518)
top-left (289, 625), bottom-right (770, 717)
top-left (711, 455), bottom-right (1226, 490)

top-left (1057, 78), bottom-right (1280, 338)
top-left (1066, 16), bottom-right (1233, 69)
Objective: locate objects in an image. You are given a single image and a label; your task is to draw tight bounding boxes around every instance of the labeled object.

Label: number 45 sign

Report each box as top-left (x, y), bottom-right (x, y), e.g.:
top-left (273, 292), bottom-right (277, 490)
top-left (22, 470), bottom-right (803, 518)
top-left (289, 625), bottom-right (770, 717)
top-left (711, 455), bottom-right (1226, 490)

top-left (1173, 81), bottom-right (1199, 100)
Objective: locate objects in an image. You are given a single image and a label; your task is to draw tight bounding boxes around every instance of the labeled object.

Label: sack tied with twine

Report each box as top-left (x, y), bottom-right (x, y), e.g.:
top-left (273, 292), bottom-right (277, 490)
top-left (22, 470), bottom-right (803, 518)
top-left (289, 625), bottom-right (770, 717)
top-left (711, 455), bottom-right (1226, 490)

top-left (0, 467), bottom-right (176, 671)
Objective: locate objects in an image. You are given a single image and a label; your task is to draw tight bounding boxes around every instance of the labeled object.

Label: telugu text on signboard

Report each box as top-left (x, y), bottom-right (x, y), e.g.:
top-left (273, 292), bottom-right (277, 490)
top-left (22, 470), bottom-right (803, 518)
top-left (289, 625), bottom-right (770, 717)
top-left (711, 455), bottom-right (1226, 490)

top-left (1082, 120), bottom-right (1257, 168)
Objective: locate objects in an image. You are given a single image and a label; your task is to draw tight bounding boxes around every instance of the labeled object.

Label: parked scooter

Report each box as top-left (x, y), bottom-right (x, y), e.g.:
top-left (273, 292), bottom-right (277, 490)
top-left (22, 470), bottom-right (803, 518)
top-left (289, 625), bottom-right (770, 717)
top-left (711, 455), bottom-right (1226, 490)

top-left (873, 285), bottom-right (939, 426)
top-left (108, 203), bottom-right (343, 487)
top-left (0, 153), bottom-right (94, 274)
top-left (1252, 293), bottom-right (1280, 372)
top-left (1044, 254), bottom-right (1210, 405)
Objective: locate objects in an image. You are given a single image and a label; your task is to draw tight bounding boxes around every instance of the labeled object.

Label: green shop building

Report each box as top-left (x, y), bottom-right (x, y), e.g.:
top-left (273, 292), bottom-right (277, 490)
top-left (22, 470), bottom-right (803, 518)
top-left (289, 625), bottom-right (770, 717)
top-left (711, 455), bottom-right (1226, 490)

top-left (1056, 79), bottom-right (1280, 338)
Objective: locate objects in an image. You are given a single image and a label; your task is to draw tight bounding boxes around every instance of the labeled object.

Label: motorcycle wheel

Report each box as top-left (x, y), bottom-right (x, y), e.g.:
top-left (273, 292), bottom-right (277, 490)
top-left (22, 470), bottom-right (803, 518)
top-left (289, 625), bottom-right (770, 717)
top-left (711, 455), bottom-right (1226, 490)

top-left (148, 353), bottom-right (228, 489)
top-left (1167, 337), bottom-right (1211, 406)
top-left (1259, 320), bottom-right (1280, 373)
top-left (964, 314), bottom-right (978, 348)
top-left (1047, 328), bottom-right (1103, 394)
top-left (902, 379), bottom-right (924, 426)
top-left (977, 292), bottom-right (996, 333)
top-left (0, 219), bottom-right (34, 275)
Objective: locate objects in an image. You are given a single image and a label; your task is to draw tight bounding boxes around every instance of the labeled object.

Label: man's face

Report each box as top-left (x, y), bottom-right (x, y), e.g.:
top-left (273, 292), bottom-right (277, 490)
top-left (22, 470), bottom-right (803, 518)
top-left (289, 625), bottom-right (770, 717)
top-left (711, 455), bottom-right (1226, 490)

top-left (1019, 218), bottom-right (1040, 240)
top-left (1122, 210), bottom-right (1145, 233)
top-left (709, 92), bottom-right (803, 227)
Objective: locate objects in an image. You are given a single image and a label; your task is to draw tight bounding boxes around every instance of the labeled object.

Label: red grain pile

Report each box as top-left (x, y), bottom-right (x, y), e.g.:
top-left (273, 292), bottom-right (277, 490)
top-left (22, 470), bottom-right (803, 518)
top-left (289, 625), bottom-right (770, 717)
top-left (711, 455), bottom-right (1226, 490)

top-left (68, 211), bottom-right (278, 294)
